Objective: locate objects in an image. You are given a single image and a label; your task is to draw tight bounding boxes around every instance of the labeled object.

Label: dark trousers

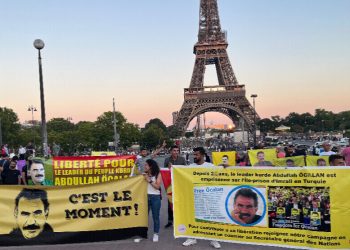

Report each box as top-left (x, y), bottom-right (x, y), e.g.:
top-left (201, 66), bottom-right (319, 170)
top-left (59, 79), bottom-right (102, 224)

top-left (167, 200), bottom-right (173, 222)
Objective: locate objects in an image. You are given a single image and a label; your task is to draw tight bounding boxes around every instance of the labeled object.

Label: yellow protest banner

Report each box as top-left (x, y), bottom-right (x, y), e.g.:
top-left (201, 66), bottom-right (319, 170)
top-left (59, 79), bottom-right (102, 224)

top-left (273, 156), bottom-right (306, 167)
top-left (0, 176), bottom-right (147, 246)
top-left (52, 155), bottom-right (135, 186)
top-left (173, 166), bottom-right (350, 249)
top-left (91, 151), bottom-right (117, 156)
top-left (306, 155), bottom-right (330, 166)
top-left (248, 148), bottom-right (277, 166)
top-left (212, 151), bottom-right (236, 166)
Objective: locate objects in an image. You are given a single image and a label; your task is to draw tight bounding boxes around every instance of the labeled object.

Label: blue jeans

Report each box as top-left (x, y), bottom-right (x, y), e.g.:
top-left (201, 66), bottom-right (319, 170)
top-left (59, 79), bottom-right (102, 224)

top-left (148, 194), bottom-right (161, 233)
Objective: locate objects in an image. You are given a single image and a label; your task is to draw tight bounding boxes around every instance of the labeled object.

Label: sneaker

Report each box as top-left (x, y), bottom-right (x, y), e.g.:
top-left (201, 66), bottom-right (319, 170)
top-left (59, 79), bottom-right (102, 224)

top-left (182, 238), bottom-right (197, 246)
top-left (153, 234), bottom-right (159, 242)
top-left (210, 241), bottom-right (221, 249)
top-left (134, 238), bottom-right (142, 243)
top-left (164, 222), bottom-right (173, 228)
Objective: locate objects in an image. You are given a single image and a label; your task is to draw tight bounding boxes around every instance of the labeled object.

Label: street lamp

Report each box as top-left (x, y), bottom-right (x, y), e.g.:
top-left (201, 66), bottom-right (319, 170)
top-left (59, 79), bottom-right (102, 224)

top-left (251, 94), bottom-right (258, 147)
top-left (28, 105), bottom-right (37, 145)
top-left (33, 39), bottom-right (48, 157)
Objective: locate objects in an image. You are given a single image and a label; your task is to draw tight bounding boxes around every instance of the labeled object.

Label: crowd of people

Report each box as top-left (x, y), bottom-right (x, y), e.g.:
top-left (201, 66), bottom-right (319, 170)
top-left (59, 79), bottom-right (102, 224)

top-left (234, 141), bottom-right (348, 167)
top-left (268, 187), bottom-right (331, 232)
top-left (1, 139), bottom-right (349, 248)
top-left (0, 152), bottom-right (51, 186)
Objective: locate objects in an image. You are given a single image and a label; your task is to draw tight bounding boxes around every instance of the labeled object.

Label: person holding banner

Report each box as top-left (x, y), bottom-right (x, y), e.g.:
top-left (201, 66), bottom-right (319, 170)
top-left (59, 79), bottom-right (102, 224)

top-left (138, 159), bottom-right (162, 243)
top-left (329, 154), bottom-right (346, 166)
top-left (134, 141), bottom-right (166, 175)
top-left (183, 147), bottom-right (221, 249)
top-left (163, 145), bottom-right (186, 228)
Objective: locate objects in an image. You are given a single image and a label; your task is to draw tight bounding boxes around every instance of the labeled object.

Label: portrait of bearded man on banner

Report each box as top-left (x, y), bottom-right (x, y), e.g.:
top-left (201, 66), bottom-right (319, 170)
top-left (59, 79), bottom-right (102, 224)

top-left (28, 159), bottom-right (53, 186)
top-left (229, 187), bottom-right (265, 226)
top-left (10, 188), bottom-right (54, 243)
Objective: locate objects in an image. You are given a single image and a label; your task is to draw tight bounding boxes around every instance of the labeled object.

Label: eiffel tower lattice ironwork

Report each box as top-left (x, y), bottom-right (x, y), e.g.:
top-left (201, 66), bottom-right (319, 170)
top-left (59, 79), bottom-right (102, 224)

top-left (173, 0), bottom-right (259, 135)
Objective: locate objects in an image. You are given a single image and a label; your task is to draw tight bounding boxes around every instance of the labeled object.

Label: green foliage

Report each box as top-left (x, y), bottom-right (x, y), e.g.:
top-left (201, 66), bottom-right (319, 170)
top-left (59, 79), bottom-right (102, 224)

top-left (120, 123), bottom-right (141, 148)
top-left (0, 107), bottom-right (21, 145)
top-left (47, 118), bottom-right (74, 132)
top-left (140, 124), bottom-right (166, 149)
top-left (167, 125), bottom-right (181, 139)
top-left (145, 118), bottom-right (167, 134)
top-left (4, 106), bottom-right (349, 155)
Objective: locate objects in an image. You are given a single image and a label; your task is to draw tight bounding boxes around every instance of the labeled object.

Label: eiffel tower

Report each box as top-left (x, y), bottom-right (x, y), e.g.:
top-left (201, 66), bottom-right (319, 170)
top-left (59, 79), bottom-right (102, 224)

top-left (173, 0), bottom-right (259, 136)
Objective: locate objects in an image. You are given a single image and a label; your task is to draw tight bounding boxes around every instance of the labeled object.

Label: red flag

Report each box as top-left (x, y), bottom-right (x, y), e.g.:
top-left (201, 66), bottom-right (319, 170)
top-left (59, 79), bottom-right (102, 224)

top-left (160, 169), bottom-right (172, 207)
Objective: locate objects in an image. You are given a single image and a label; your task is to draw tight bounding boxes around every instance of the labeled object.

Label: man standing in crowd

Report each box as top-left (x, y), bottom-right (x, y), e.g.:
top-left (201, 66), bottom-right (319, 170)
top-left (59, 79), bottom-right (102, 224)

top-left (134, 141), bottom-right (166, 175)
top-left (163, 145), bottom-right (186, 228)
top-left (52, 142), bottom-right (61, 157)
top-left (18, 145), bottom-right (26, 160)
top-left (0, 154), bottom-right (10, 184)
top-left (319, 141), bottom-right (336, 156)
top-left (285, 145), bottom-right (298, 157)
top-left (329, 155), bottom-right (346, 166)
top-left (1, 159), bottom-right (21, 185)
top-left (26, 142), bottom-right (35, 156)
top-left (340, 142), bottom-right (350, 166)
top-left (183, 147), bottom-right (221, 249)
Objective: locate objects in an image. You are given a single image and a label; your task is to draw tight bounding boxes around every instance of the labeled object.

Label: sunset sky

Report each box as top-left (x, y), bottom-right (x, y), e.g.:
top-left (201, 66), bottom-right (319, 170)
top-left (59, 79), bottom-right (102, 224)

top-left (1, 0), bottom-right (349, 127)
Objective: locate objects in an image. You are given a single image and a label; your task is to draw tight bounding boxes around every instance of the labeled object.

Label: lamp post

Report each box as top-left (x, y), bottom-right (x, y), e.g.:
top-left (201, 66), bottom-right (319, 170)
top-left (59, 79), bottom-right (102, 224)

top-left (33, 39), bottom-right (48, 157)
top-left (251, 94), bottom-right (258, 147)
top-left (28, 105), bottom-right (37, 145)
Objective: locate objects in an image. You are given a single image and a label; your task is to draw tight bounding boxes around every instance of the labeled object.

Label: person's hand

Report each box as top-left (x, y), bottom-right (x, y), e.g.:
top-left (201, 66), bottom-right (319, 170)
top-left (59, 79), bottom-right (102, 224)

top-left (168, 162), bottom-right (172, 169)
top-left (162, 140), bottom-right (166, 148)
top-left (142, 173), bottom-right (150, 182)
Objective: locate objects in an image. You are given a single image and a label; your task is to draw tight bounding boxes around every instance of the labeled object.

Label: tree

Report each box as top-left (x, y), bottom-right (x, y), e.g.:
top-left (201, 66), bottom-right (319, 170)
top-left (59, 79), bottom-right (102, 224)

top-left (93, 112), bottom-right (127, 150)
top-left (47, 118), bottom-right (74, 132)
top-left (119, 123), bottom-right (141, 148)
top-left (140, 124), bottom-right (166, 149)
top-left (167, 125), bottom-right (181, 139)
top-left (258, 118), bottom-right (275, 133)
top-left (144, 118), bottom-right (168, 134)
top-left (0, 107), bottom-right (21, 146)
top-left (75, 121), bottom-right (97, 149)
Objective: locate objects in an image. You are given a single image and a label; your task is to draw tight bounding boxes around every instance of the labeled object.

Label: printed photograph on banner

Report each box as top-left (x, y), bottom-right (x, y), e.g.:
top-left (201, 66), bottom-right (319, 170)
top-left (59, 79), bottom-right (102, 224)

top-left (225, 186), bottom-right (267, 227)
top-left (212, 151), bottom-right (236, 167)
top-left (306, 155), bottom-right (330, 166)
top-left (0, 176), bottom-right (148, 246)
top-left (193, 185), bottom-right (267, 227)
top-left (267, 186), bottom-right (330, 232)
top-left (273, 156), bottom-right (306, 167)
top-left (6, 188), bottom-right (54, 244)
